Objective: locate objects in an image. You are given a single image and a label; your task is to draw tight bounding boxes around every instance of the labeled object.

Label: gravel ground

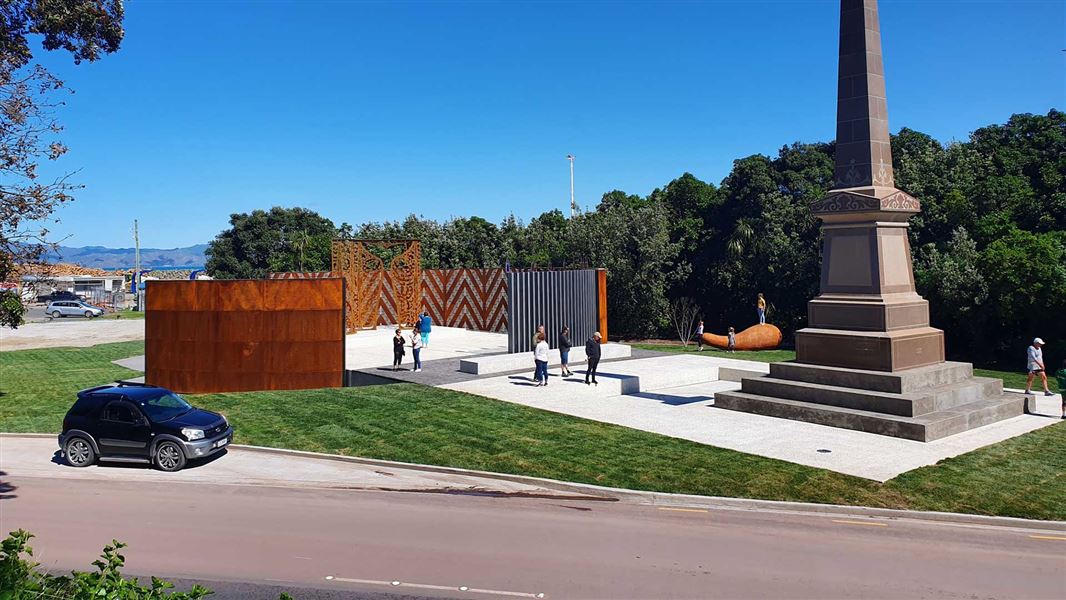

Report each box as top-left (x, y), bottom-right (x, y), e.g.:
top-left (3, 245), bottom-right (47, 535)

top-left (0, 319), bottom-right (145, 351)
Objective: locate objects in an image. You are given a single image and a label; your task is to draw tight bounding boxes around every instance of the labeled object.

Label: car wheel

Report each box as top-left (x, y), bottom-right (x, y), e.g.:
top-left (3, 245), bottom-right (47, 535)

top-left (155, 441), bottom-right (186, 472)
top-left (51, 310), bottom-right (61, 318)
top-left (84, 310), bottom-right (94, 318)
top-left (65, 437), bottom-right (95, 467)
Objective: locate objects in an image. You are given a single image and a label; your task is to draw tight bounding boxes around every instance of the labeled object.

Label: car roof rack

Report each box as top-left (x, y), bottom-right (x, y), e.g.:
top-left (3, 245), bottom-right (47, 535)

top-left (114, 380), bottom-right (152, 387)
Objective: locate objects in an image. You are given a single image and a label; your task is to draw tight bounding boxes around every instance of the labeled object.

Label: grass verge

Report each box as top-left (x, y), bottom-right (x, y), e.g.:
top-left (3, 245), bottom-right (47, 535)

top-left (2, 341), bottom-right (1063, 520)
top-left (632, 342), bottom-right (1061, 393)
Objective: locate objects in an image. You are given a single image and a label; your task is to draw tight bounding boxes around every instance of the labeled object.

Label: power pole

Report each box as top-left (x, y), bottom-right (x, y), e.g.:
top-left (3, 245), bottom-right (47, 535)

top-left (133, 219), bottom-right (141, 311)
top-left (567, 154), bottom-right (576, 217)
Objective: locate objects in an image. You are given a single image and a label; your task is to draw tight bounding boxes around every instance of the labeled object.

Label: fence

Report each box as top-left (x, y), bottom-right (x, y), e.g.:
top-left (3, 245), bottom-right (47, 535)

top-left (507, 269), bottom-right (601, 353)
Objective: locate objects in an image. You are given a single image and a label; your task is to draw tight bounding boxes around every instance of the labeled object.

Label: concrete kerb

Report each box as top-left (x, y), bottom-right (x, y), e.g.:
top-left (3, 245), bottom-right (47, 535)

top-left (7, 434), bottom-right (1055, 532)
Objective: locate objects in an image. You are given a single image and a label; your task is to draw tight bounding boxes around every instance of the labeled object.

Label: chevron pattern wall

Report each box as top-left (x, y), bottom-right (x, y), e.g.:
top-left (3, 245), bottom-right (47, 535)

top-left (271, 269), bottom-right (507, 332)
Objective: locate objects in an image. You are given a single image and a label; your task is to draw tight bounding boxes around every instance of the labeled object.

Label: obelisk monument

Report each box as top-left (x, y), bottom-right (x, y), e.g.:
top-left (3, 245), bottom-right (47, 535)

top-left (794, 0), bottom-right (944, 372)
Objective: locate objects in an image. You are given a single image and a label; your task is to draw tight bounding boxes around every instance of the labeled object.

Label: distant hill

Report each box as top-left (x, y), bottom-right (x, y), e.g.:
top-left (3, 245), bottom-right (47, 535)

top-left (44, 244), bottom-right (208, 270)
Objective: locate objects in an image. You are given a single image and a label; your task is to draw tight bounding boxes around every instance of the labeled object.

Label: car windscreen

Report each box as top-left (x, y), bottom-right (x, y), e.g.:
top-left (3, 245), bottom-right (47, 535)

top-left (139, 393), bottom-right (193, 422)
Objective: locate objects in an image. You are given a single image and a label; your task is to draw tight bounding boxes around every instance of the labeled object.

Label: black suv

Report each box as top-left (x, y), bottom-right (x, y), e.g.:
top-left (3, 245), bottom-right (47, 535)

top-left (37, 290), bottom-right (81, 303)
top-left (59, 382), bottom-right (233, 472)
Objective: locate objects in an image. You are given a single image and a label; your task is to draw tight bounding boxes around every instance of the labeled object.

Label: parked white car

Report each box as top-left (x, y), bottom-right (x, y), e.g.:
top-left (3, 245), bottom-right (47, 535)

top-left (46, 300), bottom-right (104, 319)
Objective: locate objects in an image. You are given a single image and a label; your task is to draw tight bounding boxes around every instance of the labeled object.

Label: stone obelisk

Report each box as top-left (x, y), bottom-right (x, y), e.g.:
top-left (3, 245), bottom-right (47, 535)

top-left (712, 0), bottom-right (1024, 441)
top-left (794, 0), bottom-right (944, 372)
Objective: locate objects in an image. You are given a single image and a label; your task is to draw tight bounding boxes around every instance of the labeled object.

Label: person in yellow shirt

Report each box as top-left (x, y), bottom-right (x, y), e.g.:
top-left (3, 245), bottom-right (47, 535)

top-left (757, 293), bottom-right (767, 325)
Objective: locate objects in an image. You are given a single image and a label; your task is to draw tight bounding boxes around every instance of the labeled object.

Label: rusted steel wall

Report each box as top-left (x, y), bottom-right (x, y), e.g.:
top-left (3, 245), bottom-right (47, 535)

top-left (420, 268), bottom-right (507, 332)
top-left (145, 279), bottom-right (345, 393)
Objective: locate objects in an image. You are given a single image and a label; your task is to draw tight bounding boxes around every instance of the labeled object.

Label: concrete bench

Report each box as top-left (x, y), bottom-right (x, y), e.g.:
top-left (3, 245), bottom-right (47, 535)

top-left (459, 343), bottom-right (632, 375)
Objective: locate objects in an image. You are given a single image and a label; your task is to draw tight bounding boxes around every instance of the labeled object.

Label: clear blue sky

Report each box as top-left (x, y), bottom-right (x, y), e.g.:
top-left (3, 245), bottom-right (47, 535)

top-left (35, 0), bottom-right (1066, 249)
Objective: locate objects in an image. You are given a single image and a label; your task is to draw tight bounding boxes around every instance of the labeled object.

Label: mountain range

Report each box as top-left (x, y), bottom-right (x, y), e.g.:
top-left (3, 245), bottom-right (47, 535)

top-left (44, 244), bottom-right (208, 270)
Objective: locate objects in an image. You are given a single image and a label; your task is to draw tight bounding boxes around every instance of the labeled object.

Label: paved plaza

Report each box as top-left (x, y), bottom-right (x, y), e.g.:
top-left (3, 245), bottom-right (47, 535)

top-left (344, 325), bottom-right (508, 371)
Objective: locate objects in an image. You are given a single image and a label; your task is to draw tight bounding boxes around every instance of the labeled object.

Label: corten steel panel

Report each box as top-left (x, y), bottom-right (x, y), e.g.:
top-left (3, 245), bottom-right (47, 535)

top-left (145, 279), bottom-right (345, 393)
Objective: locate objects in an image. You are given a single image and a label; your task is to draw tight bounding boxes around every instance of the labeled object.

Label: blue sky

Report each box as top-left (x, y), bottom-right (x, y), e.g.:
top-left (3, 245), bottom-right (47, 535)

top-left (34, 0), bottom-right (1066, 249)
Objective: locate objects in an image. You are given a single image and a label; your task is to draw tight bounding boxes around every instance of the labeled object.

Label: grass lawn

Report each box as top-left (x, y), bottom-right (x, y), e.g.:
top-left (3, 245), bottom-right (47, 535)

top-left (97, 310), bottom-right (146, 320)
top-left (632, 342), bottom-right (1061, 393)
top-left (2, 341), bottom-right (1063, 520)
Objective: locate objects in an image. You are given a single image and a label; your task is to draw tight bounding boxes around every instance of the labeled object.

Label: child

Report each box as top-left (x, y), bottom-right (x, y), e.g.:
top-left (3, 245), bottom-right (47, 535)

top-left (727, 326), bottom-right (736, 354)
top-left (1056, 359), bottom-right (1066, 419)
top-left (695, 320), bottom-right (704, 351)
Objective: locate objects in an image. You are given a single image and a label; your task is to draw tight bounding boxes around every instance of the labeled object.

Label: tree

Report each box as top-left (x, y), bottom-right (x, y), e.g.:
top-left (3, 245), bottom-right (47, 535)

top-left (205, 207), bottom-right (337, 279)
top-left (1, 0), bottom-right (125, 327)
top-left (669, 297), bottom-right (701, 346)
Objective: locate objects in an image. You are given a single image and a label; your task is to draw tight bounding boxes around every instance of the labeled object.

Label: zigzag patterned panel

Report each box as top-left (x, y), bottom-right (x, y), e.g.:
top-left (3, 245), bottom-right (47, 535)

top-left (421, 269), bottom-right (507, 332)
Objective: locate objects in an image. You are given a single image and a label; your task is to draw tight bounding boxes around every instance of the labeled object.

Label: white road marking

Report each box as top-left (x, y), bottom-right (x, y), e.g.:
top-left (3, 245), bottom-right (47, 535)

top-left (326, 576), bottom-right (545, 597)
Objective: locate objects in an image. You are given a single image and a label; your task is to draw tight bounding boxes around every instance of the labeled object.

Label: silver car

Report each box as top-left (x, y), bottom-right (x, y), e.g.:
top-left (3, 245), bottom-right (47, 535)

top-left (46, 300), bottom-right (104, 319)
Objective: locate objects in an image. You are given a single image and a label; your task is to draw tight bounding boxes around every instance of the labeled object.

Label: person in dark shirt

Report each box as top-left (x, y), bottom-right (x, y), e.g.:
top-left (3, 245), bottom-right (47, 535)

top-left (559, 326), bottom-right (573, 377)
top-left (584, 331), bottom-right (602, 385)
top-left (392, 328), bottom-right (406, 371)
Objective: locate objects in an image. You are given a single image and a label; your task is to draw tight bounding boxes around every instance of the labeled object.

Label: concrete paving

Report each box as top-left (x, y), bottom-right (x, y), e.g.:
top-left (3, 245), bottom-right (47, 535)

top-left (0, 436), bottom-right (590, 497)
top-left (442, 355), bottom-right (1064, 481)
top-left (0, 318), bottom-right (145, 351)
top-left (344, 325), bottom-right (507, 371)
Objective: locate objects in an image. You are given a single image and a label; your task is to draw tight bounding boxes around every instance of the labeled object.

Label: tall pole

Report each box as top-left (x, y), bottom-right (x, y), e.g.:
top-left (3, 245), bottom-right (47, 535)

top-left (133, 219), bottom-right (141, 311)
top-left (567, 154), bottom-right (575, 217)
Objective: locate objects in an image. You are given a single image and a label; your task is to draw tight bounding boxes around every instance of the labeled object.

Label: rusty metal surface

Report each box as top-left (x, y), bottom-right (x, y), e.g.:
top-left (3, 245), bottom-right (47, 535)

top-left (145, 279), bottom-right (345, 393)
top-left (332, 240), bottom-right (421, 333)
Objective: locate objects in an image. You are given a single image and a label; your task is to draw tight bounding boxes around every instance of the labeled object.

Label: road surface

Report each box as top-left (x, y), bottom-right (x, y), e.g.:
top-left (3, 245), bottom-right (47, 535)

top-left (1, 476), bottom-right (1063, 599)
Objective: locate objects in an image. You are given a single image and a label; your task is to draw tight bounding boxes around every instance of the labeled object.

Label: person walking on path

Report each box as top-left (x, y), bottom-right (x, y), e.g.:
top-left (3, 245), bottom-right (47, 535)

top-left (559, 326), bottom-right (574, 377)
top-left (757, 293), bottom-right (767, 325)
top-left (695, 320), bottom-right (704, 351)
top-left (727, 326), bottom-right (736, 354)
top-left (1055, 359), bottom-right (1066, 419)
top-left (1025, 337), bottom-right (1053, 396)
top-left (584, 331), bottom-right (602, 385)
top-left (392, 328), bottom-right (406, 371)
top-left (534, 333), bottom-right (550, 386)
top-left (419, 312), bottom-right (432, 347)
top-left (410, 326), bottom-right (423, 372)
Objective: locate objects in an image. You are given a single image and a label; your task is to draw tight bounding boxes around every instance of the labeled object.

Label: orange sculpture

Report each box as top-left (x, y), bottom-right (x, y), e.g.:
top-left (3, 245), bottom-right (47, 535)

top-left (702, 323), bottom-right (782, 351)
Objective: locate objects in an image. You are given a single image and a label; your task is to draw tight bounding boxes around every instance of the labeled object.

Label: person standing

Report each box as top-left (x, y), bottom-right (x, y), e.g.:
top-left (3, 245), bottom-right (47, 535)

top-left (1025, 337), bottom-right (1052, 396)
top-left (584, 331), bottom-right (602, 385)
top-left (534, 333), bottom-right (550, 386)
top-left (757, 293), bottom-right (767, 325)
top-left (559, 326), bottom-right (573, 377)
top-left (392, 328), bottom-right (406, 371)
top-left (727, 326), bottom-right (736, 354)
top-left (419, 311), bottom-right (432, 347)
top-left (531, 324), bottom-right (545, 379)
top-left (695, 320), bottom-right (704, 351)
top-left (410, 326), bottom-right (423, 372)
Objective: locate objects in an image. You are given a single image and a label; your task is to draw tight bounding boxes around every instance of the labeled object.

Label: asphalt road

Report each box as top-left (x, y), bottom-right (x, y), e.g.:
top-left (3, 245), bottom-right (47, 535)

top-left (2, 477), bottom-right (1063, 600)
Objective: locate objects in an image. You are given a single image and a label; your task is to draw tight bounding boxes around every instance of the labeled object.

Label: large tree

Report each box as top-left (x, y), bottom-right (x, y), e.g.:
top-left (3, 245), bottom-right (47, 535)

top-left (205, 207), bottom-right (337, 279)
top-left (1, 0), bottom-right (125, 327)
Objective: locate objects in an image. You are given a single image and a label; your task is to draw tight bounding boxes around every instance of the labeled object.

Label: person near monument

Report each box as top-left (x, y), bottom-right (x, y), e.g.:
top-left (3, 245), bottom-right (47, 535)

top-left (559, 326), bottom-right (573, 377)
top-left (534, 333), bottom-right (550, 386)
top-left (757, 293), bottom-right (767, 325)
top-left (695, 320), bottom-right (704, 351)
top-left (1055, 359), bottom-right (1066, 419)
top-left (410, 326), bottom-right (423, 373)
top-left (392, 328), bottom-right (406, 371)
top-left (419, 311), bottom-right (432, 347)
top-left (727, 326), bottom-right (736, 353)
top-left (584, 332), bottom-right (602, 385)
top-left (1024, 338), bottom-right (1052, 396)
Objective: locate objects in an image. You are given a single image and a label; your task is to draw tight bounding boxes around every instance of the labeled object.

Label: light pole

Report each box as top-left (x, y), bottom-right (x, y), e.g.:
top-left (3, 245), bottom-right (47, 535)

top-left (566, 154), bottom-right (575, 217)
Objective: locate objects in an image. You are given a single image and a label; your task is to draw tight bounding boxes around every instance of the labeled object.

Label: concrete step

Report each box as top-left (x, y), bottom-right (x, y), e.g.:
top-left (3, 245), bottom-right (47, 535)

top-left (459, 343), bottom-right (631, 375)
top-left (739, 375), bottom-right (1004, 417)
top-left (713, 390), bottom-right (1025, 442)
top-left (769, 360), bottom-right (974, 393)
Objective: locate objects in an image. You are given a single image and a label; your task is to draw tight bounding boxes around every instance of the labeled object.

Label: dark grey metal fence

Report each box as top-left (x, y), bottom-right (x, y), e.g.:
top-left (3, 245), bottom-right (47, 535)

top-left (507, 270), bottom-right (598, 353)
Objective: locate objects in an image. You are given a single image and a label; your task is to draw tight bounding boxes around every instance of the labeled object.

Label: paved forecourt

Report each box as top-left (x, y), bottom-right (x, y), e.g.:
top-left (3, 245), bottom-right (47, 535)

top-left (441, 354), bottom-right (1063, 481)
top-left (343, 325), bottom-right (507, 371)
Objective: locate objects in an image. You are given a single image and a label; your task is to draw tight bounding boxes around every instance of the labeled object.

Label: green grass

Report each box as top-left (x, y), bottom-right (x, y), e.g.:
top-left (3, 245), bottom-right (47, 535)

top-left (96, 310), bottom-right (146, 320)
top-left (633, 342), bottom-right (1061, 392)
top-left (0, 341), bottom-right (146, 432)
top-left (2, 340), bottom-right (1063, 520)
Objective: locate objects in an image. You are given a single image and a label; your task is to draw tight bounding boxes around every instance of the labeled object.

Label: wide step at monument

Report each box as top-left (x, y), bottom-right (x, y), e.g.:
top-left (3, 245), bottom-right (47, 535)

top-left (714, 0), bottom-right (1025, 441)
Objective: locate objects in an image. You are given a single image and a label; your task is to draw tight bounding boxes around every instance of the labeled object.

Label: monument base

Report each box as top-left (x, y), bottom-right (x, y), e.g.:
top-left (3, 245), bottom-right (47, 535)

top-left (795, 326), bottom-right (945, 372)
top-left (714, 361), bottom-right (1025, 442)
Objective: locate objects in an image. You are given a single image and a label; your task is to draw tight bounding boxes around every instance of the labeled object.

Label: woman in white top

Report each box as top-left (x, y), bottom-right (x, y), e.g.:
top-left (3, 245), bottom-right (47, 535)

top-left (534, 333), bottom-right (550, 386)
top-left (410, 327), bottom-right (423, 372)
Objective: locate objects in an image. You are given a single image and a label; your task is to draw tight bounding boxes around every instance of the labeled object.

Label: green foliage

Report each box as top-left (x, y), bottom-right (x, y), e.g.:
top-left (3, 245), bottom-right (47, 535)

top-left (205, 206), bottom-right (337, 278)
top-left (0, 530), bottom-right (211, 599)
top-left (0, 290), bottom-right (25, 329)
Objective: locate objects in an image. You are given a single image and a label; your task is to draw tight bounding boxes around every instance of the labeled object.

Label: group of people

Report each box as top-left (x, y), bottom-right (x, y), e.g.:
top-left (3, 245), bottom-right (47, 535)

top-left (531, 324), bottom-right (602, 386)
top-left (691, 293), bottom-right (766, 352)
top-left (391, 311), bottom-right (433, 372)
